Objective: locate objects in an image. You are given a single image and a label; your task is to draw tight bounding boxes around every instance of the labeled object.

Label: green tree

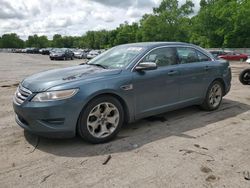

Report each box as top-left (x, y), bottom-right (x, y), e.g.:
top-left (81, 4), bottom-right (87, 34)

top-left (224, 0), bottom-right (250, 47)
top-left (26, 35), bottom-right (49, 48)
top-left (190, 0), bottom-right (250, 48)
top-left (139, 0), bottom-right (194, 42)
top-left (37, 36), bottom-right (50, 48)
top-left (52, 34), bottom-right (64, 48)
top-left (1, 33), bottom-right (24, 48)
top-left (114, 22), bottom-right (139, 45)
top-left (62, 36), bottom-right (74, 48)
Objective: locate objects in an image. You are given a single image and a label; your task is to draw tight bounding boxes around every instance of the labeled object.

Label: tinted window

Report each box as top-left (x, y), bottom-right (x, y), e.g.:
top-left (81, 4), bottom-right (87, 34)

top-left (177, 47), bottom-right (198, 64)
top-left (197, 51), bottom-right (211, 62)
top-left (177, 47), bottom-right (211, 64)
top-left (141, 47), bottom-right (178, 67)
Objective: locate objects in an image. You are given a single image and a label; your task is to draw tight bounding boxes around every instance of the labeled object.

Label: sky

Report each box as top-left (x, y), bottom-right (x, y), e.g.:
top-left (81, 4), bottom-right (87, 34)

top-left (0, 0), bottom-right (200, 40)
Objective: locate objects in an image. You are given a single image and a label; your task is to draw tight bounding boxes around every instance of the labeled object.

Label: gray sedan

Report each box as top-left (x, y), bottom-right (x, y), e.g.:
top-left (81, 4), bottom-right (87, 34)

top-left (13, 42), bottom-right (231, 143)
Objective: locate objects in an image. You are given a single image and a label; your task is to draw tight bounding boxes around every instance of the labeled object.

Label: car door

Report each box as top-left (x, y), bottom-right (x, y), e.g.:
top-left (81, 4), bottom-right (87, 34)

top-left (227, 52), bottom-right (235, 60)
top-left (132, 47), bottom-right (180, 119)
top-left (176, 47), bottom-right (213, 102)
top-left (235, 53), bottom-right (245, 61)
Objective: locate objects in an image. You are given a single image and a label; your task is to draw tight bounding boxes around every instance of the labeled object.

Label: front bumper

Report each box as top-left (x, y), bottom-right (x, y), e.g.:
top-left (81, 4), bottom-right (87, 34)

top-left (87, 55), bottom-right (96, 59)
top-left (74, 54), bottom-right (82, 58)
top-left (13, 98), bottom-right (83, 138)
top-left (50, 55), bottom-right (64, 60)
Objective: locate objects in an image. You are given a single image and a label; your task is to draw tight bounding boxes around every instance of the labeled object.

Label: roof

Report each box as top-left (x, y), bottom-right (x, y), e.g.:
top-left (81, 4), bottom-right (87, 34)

top-left (119, 42), bottom-right (191, 49)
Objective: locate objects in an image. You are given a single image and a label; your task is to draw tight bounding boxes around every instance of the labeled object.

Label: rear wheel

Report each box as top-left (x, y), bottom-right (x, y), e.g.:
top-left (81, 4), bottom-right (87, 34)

top-left (77, 96), bottom-right (124, 143)
top-left (200, 81), bottom-right (223, 111)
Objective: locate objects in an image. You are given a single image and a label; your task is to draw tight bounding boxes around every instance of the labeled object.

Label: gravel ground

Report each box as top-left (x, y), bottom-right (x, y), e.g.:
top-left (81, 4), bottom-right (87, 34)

top-left (0, 53), bottom-right (250, 188)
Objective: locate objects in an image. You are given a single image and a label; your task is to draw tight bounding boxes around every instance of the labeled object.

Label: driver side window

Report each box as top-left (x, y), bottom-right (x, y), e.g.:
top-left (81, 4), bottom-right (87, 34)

top-left (141, 47), bottom-right (178, 67)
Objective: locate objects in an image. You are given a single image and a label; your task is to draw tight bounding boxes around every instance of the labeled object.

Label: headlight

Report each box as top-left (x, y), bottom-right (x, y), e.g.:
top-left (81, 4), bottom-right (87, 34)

top-left (32, 89), bottom-right (78, 102)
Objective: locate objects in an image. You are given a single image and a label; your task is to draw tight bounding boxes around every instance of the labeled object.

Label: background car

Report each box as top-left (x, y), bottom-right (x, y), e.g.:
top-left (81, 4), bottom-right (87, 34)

top-left (21, 49), bottom-right (27, 53)
top-left (218, 51), bottom-right (248, 61)
top-left (40, 48), bottom-right (52, 55)
top-left (73, 49), bottom-right (87, 59)
top-left (49, 48), bottom-right (74, 60)
top-left (87, 50), bottom-right (100, 59)
top-left (12, 49), bottom-right (23, 53)
top-left (209, 50), bottom-right (227, 58)
top-left (26, 48), bottom-right (40, 54)
top-left (39, 48), bottom-right (45, 54)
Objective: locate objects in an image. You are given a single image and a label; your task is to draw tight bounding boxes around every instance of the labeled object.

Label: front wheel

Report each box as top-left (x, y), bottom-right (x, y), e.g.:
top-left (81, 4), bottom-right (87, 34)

top-left (77, 96), bottom-right (124, 144)
top-left (200, 81), bottom-right (223, 111)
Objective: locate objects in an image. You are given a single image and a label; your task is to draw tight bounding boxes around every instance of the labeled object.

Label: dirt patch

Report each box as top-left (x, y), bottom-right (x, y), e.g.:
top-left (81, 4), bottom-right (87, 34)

top-left (1, 83), bottom-right (19, 88)
top-left (200, 166), bottom-right (212, 173)
top-left (206, 174), bottom-right (218, 182)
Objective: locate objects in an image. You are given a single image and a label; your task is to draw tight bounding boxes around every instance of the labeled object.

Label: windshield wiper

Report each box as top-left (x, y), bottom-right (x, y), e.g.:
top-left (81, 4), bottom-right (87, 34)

top-left (88, 63), bottom-right (108, 69)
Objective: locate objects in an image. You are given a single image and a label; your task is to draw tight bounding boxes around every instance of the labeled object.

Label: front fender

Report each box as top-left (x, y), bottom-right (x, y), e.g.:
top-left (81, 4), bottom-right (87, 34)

top-left (49, 72), bottom-right (135, 123)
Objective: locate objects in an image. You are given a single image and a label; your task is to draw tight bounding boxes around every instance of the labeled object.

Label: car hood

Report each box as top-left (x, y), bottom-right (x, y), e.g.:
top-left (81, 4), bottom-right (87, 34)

top-left (21, 65), bottom-right (122, 92)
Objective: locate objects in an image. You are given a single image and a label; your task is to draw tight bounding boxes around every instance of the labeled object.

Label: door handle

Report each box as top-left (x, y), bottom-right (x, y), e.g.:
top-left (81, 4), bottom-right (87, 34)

top-left (168, 70), bottom-right (178, 76)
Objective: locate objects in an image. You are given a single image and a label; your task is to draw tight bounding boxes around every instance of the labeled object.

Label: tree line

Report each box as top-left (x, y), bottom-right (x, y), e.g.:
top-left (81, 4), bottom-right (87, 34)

top-left (0, 0), bottom-right (249, 49)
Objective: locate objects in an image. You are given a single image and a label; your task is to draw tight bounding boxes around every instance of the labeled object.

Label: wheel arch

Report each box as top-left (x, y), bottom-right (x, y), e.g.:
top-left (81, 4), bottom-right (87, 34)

top-left (211, 78), bottom-right (226, 95)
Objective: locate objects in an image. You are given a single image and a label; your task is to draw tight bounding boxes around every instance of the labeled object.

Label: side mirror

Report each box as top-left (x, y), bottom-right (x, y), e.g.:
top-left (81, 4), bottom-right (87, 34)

top-left (135, 62), bottom-right (157, 71)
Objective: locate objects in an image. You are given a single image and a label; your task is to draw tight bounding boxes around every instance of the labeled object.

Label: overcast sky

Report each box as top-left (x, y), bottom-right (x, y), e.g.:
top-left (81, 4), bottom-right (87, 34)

top-left (0, 0), bottom-right (200, 40)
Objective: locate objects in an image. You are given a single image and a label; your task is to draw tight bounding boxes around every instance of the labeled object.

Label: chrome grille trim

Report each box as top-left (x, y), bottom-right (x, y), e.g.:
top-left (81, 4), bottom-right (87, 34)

top-left (14, 85), bottom-right (32, 105)
top-left (19, 85), bottom-right (32, 95)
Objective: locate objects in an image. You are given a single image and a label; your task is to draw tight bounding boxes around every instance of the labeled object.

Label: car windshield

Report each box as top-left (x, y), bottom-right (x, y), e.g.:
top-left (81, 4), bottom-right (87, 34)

top-left (87, 45), bottom-right (145, 69)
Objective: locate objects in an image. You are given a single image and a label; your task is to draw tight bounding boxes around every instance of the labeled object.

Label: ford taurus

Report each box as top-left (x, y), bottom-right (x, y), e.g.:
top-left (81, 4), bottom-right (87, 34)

top-left (13, 42), bottom-right (231, 143)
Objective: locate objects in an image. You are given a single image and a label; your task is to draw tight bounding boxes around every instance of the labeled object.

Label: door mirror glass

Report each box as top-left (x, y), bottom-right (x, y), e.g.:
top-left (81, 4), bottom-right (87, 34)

top-left (135, 62), bottom-right (157, 71)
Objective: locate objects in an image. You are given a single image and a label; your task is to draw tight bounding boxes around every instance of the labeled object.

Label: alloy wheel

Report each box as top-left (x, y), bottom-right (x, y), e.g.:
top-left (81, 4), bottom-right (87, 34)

top-left (209, 83), bottom-right (222, 108)
top-left (87, 102), bottom-right (119, 138)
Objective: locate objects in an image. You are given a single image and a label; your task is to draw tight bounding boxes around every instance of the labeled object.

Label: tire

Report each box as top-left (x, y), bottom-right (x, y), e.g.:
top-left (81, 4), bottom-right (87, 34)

top-left (77, 96), bottom-right (124, 144)
top-left (239, 69), bottom-right (250, 85)
top-left (200, 81), bottom-right (223, 111)
top-left (71, 56), bottom-right (73, 60)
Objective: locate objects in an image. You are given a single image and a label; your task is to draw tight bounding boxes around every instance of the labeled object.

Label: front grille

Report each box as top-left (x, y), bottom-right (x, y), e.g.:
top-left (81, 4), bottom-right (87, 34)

top-left (14, 85), bottom-right (32, 105)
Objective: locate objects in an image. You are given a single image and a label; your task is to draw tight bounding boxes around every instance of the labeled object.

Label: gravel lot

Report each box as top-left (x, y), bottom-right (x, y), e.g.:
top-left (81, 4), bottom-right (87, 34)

top-left (0, 53), bottom-right (250, 188)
